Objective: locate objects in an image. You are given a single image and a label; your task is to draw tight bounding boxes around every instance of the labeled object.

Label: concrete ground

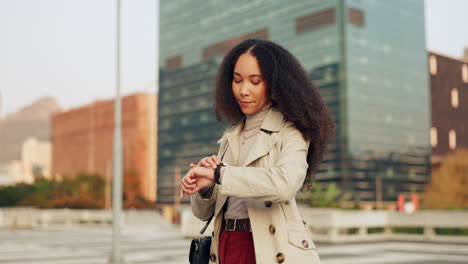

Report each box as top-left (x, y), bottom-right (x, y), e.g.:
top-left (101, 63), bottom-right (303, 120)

top-left (0, 226), bottom-right (467, 264)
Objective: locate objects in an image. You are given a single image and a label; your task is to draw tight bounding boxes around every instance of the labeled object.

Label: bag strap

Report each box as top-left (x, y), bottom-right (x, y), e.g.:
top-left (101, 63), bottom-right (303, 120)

top-left (199, 214), bottom-right (214, 235)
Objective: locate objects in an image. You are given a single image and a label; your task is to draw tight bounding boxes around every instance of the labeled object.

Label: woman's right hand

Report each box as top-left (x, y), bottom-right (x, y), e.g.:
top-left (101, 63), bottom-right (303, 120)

top-left (180, 155), bottom-right (220, 198)
top-left (180, 172), bottom-right (197, 198)
top-left (180, 166), bottom-right (215, 198)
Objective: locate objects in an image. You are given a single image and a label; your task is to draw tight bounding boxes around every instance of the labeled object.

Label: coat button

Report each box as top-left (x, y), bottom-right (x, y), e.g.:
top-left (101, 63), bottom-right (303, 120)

top-left (210, 253), bottom-right (217, 262)
top-left (275, 252), bottom-right (285, 263)
top-left (265, 201), bottom-right (272, 207)
top-left (302, 240), bottom-right (309, 248)
top-left (269, 224), bottom-right (276, 235)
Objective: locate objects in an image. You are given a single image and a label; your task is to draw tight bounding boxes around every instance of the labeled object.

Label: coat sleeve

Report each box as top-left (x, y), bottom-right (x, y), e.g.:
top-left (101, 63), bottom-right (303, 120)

top-left (220, 122), bottom-right (310, 202)
top-left (190, 184), bottom-right (218, 221)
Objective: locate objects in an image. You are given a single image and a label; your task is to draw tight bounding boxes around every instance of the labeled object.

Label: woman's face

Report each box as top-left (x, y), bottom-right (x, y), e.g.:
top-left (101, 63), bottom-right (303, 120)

top-left (232, 52), bottom-right (269, 115)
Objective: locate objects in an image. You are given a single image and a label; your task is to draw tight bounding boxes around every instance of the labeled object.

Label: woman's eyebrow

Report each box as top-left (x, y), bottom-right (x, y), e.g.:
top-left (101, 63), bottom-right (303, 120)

top-left (233, 72), bottom-right (262, 78)
top-left (249, 74), bottom-right (262, 78)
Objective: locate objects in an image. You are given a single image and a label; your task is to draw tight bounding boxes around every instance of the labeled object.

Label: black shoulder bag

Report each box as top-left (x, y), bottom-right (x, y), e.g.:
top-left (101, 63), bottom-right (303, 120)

top-left (189, 214), bottom-right (214, 264)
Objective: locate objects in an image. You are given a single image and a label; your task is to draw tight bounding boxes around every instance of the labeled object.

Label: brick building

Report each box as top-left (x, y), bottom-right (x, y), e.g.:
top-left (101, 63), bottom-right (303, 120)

top-left (429, 51), bottom-right (468, 165)
top-left (51, 93), bottom-right (157, 202)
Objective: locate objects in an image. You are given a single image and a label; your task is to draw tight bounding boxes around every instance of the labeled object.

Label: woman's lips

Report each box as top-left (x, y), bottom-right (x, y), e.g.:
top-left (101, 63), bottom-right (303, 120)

top-left (239, 101), bottom-right (252, 107)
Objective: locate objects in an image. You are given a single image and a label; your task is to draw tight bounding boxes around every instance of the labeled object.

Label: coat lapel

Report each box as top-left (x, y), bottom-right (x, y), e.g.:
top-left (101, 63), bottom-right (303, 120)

top-left (241, 131), bottom-right (279, 167)
top-left (217, 121), bottom-right (243, 165)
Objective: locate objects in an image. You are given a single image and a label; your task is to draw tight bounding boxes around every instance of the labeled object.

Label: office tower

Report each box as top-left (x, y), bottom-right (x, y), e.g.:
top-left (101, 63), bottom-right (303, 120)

top-left (158, 0), bottom-right (430, 203)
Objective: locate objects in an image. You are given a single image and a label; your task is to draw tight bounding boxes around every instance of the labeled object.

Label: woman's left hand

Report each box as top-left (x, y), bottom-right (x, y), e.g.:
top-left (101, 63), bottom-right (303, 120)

top-left (182, 166), bottom-right (215, 196)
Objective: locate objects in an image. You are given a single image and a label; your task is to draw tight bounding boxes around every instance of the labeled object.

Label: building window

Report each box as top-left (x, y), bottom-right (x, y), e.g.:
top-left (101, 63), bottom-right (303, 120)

top-left (296, 8), bottom-right (335, 35)
top-left (386, 167), bottom-right (394, 178)
top-left (451, 88), bottom-right (459, 108)
top-left (165, 55), bottom-right (182, 71)
top-left (429, 55), bottom-right (437, 75)
top-left (349, 8), bottom-right (365, 27)
top-left (430, 127), bottom-right (437, 147)
top-left (202, 28), bottom-right (268, 61)
top-left (462, 64), bottom-right (468, 83)
top-left (200, 113), bottom-right (210, 123)
top-left (449, 129), bottom-right (457, 149)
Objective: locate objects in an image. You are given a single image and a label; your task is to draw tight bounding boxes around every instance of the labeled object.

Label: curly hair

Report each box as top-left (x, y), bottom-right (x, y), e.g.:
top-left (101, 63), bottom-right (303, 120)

top-left (215, 39), bottom-right (335, 189)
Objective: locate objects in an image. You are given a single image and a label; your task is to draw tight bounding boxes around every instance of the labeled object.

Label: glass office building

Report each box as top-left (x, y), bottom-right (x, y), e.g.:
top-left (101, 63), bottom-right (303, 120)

top-left (158, 0), bottom-right (430, 203)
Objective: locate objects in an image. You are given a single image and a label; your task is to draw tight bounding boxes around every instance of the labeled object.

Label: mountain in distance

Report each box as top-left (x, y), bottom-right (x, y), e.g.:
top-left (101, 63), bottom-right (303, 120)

top-left (0, 97), bottom-right (61, 163)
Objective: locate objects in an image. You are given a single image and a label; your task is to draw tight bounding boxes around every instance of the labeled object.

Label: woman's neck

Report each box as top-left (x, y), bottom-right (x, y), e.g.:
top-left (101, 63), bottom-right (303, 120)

top-left (244, 104), bottom-right (270, 130)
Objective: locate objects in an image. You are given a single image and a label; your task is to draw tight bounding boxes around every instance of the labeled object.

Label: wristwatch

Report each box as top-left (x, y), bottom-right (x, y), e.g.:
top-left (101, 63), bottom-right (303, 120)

top-left (214, 162), bottom-right (227, 184)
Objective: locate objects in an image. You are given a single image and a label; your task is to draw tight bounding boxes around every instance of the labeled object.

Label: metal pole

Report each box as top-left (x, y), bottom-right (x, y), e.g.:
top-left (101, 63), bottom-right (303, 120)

top-left (109, 0), bottom-right (125, 263)
top-left (174, 167), bottom-right (181, 224)
top-left (0, 90), bottom-right (3, 119)
top-left (154, 0), bottom-right (160, 202)
top-left (376, 174), bottom-right (382, 210)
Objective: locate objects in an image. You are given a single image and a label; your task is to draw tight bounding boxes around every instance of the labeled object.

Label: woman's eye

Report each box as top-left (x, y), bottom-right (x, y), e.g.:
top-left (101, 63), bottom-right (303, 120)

top-left (252, 81), bottom-right (261, 85)
top-left (234, 79), bottom-right (242, 83)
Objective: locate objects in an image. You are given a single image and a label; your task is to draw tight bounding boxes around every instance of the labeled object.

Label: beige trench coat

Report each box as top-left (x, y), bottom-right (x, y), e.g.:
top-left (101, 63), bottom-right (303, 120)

top-left (191, 108), bottom-right (321, 264)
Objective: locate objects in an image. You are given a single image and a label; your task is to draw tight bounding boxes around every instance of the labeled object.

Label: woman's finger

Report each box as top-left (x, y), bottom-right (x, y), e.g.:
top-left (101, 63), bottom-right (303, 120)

top-left (181, 177), bottom-right (192, 184)
top-left (183, 176), bottom-right (196, 184)
top-left (203, 157), bottom-right (215, 169)
top-left (201, 159), bottom-right (211, 168)
top-left (181, 183), bottom-right (194, 194)
top-left (181, 178), bottom-right (196, 190)
top-left (211, 155), bottom-right (220, 165)
top-left (187, 185), bottom-right (203, 197)
top-left (197, 157), bottom-right (207, 166)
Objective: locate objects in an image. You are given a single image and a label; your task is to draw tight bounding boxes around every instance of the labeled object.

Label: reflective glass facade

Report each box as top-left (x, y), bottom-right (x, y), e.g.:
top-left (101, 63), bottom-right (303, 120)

top-left (158, 0), bottom-right (430, 203)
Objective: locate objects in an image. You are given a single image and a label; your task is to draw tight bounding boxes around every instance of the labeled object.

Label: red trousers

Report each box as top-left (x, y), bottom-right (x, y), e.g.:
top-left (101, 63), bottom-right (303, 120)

top-left (218, 230), bottom-right (256, 264)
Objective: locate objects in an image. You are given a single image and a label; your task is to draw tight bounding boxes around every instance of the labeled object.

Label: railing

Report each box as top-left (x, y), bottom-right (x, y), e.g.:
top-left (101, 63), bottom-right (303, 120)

top-left (2, 207), bottom-right (467, 244)
top-left (181, 207), bottom-right (468, 244)
top-left (0, 207), bottom-right (165, 229)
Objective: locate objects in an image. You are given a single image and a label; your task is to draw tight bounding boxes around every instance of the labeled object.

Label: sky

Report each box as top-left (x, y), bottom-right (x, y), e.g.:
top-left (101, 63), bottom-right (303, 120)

top-left (1, 0), bottom-right (468, 117)
top-left (0, 0), bottom-right (159, 116)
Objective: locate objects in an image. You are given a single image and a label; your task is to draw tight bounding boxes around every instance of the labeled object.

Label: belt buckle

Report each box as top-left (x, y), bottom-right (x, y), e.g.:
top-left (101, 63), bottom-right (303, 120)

top-left (226, 219), bottom-right (237, 232)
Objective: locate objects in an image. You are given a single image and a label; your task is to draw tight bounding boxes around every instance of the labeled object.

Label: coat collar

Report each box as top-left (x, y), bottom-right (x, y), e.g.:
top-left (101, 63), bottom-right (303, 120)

top-left (217, 108), bottom-right (284, 144)
top-left (259, 108), bottom-right (284, 132)
top-left (217, 108), bottom-right (285, 166)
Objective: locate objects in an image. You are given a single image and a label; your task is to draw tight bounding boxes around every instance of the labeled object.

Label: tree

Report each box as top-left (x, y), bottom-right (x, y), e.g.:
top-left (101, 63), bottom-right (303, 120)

top-left (0, 172), bottom-right (106, 209)
top-left (0, 183), bottom-right (34, 207)
top-left (122, 168), bottom-right (154, 208)
top-left (423, 149), bottom-right (468, 209)
top-left (17, 178), bottom-right (54, 208)
top-left (303, 182), bottom-right (352, 208)
top-left (51, 172), bottom-right (105, 209)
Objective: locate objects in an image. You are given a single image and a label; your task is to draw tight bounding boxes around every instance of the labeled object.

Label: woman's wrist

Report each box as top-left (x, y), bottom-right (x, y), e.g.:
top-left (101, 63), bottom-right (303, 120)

top-left (214, 162), bottom-right (227, 184)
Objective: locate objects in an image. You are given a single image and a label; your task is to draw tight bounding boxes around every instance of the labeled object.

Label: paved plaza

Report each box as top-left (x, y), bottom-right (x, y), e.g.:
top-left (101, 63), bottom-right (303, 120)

top-left (0, 225), bottom-right (467, 264)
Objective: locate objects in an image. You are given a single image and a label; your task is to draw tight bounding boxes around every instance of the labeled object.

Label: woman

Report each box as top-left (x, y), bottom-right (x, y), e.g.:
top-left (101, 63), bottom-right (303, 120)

top-left (180, 39), bottom-right (334, 264)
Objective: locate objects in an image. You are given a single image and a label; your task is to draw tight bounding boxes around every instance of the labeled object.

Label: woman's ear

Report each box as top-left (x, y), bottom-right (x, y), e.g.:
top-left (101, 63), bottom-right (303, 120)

top-left (270, 92), bottom-right (277, 103)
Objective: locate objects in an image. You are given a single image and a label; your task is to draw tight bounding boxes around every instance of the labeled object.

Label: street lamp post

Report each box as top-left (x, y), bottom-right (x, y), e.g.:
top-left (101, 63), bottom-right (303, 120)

top-left (109, 0), bottom-right (125, 263)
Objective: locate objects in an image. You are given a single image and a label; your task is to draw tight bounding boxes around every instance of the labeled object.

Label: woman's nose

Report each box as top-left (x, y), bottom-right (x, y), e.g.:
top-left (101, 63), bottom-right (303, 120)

top-left (239, 85), bottom-right (250, 96)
